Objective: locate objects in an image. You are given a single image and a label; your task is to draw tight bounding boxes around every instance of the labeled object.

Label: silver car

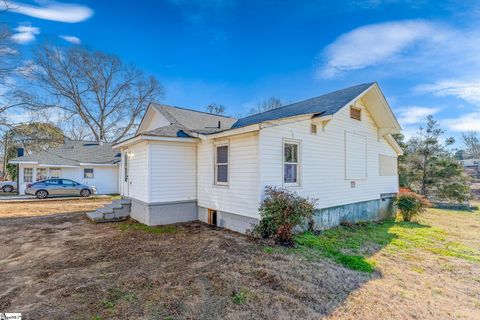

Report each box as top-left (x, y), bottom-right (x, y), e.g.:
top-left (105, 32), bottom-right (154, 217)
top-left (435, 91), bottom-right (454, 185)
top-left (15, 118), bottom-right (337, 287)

top-left (1, 181), bottom-right (16, 193)
top-left (25, 179), bottom-right (96, 199)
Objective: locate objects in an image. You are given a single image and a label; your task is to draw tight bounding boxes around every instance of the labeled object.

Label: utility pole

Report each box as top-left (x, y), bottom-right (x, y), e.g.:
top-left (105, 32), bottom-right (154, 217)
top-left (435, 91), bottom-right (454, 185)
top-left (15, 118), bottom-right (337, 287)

top-left (2, 132), bottom-right (7, 180)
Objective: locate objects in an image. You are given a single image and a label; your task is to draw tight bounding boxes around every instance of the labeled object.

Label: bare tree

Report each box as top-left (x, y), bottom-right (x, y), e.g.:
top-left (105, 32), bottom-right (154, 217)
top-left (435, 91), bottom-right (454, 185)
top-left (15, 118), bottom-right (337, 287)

top-left (249, 96), bottom-right (283, 115)
top-left (463, 131), bottom-right (480, 158)
top-left (206, 103), bottom-right (226, 115)
top-left (31, 45), bottom-right (164, 142)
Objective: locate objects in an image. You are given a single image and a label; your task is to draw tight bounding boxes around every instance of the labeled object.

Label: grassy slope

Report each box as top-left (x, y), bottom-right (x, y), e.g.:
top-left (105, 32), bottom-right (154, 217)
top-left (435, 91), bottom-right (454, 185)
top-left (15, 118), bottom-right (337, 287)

top-left (287, 207), bottom-right (480, 273)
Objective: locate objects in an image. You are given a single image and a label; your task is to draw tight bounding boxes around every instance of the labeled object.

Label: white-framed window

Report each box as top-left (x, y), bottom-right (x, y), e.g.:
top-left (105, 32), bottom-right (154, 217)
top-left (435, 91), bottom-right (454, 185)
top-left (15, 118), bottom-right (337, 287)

top-left (283, 140), bottom-right (300, 186)
top-left (350, 106), bottom-right (362, 121)
top-left (84, 168), bottom-right (94, 179)
top-left (214, 143), bottom-right (229, 186)
top-left (49, 168), bottom-right (61, 179)
top-left (124, 152), bottom-right (128, 182)
top-left (23, 167), bottom-right (33, 183)
top-left (36, 168), bottom-right (48, 181)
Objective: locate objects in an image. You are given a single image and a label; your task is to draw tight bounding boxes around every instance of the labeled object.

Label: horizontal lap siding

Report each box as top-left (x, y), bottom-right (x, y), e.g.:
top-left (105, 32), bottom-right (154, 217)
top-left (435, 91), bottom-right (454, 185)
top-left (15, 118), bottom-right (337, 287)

top-left (259, 105), bottom-right (398, 209)
top-left (149, 141), bottom-right (197, 203)
top-left (129, 142), bottom-right (149, 202)
top-left (197, 133), bottom-right (260, 219)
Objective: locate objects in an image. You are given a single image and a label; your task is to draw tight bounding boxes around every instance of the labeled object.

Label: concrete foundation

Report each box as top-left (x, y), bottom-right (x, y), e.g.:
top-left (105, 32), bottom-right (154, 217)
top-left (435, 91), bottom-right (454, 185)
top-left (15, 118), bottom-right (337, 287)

top-left (130, 199), bottom-right (197, 226)
top-left (313, 195), bottom-right (396, 230)
top-left (129, 194), bottom-right (396, 233)
top-left (197, 207), bottom-right (258, 233)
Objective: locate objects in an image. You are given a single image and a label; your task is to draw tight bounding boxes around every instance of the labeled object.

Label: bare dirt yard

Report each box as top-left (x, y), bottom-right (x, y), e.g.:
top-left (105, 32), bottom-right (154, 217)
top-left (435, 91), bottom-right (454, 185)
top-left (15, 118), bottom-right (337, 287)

top-left (0, 200), bottom-right (479, 319)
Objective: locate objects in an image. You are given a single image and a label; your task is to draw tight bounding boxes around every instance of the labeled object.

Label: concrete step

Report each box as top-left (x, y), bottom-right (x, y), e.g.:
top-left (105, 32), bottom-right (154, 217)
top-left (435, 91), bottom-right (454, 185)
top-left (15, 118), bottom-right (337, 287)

top-left (113, 199), bottom-right (131, 206)
top-left (97, 207), bottom-right (114, 214)
top-left (86, 211), bottom-right (103, 221)
top-left (106, 203), bottom-right (123, 210)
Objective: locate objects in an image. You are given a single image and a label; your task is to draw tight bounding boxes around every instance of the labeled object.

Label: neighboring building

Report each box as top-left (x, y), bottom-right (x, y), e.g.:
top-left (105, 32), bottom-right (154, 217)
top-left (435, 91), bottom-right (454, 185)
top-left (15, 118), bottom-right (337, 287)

top-left (9, 141), bottom-right (121, 195)
top-left (460, 159), bottom-right (480, 167)
top-left (113, 82), bottom-right (402, 233)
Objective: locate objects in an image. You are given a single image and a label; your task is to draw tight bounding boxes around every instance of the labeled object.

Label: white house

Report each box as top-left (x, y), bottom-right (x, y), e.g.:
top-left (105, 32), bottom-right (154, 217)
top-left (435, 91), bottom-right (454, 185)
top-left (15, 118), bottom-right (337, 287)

top-left (9, 141), bottom-right (121, 195)
top-left (112, 82), bottom-right (402, 233)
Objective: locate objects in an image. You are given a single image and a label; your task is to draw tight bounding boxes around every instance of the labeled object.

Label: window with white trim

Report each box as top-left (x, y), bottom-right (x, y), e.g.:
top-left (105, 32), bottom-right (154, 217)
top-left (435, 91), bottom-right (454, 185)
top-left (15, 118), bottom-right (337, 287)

top-left (84, 168), bottom-right (94, 179)
top-left (283, 141), bottom-right (300, 186)
top-left (215, 144), bottom-right (229, 185)
top-left (49, 168), bottom-right (61, 179)
top-left (23, 167), bottom-right (33, 183)
top-left (36, 168), bottom-right (47, 181)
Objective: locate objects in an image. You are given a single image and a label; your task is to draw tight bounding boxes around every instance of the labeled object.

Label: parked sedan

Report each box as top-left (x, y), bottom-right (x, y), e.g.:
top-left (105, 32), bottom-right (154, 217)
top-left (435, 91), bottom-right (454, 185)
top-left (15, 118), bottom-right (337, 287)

top-left (0, 181), bottom-right (16, 193)
top-left (25, 179), bottom-right (96, 199)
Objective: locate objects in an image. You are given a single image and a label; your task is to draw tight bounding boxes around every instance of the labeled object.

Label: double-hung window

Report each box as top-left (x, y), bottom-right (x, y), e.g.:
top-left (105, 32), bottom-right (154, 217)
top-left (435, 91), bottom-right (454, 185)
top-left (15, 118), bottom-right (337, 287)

top-left (23, 168), bottom-right (33, 183)
top-left (84, 168), bottom-right (94, 179)
top-left (283, 140), bottom-right (300, 186)
top-left (36, 168), bottom-right (47, 181)
top-left (215, 143), bottom-right (229, 186)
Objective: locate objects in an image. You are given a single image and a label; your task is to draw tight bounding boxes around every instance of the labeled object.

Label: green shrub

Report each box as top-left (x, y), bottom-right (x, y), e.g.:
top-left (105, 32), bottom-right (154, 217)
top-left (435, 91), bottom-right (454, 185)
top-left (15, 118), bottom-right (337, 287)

top-left (252, 186), bottom-right (317, 244)
top-left (395, 190), bottom-right (431, 222)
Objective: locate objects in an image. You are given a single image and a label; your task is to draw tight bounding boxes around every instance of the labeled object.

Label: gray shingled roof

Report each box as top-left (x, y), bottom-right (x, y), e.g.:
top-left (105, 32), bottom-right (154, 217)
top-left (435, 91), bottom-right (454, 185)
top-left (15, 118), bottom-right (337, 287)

top-left (231, 82), bottom-right (374, 129)
top-left (10, 140), bottom-right (121, 166)
top-left (135, 83), bottom-right (375, 139)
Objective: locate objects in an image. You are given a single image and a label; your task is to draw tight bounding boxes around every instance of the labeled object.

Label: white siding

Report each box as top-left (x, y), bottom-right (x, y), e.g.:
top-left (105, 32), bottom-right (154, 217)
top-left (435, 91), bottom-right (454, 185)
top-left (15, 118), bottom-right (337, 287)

top-left (259, 104), bottom-right (399, 210)
top-left (17, 164), bottom-right (119, 195)
top-left (138, 107), bottom-right (170, 133)
top-left (197, 132), bottom-right (260, 219)
top-left (128, 142), bottom-right (149, 202)
top-left (149, 141), bottom-right (197, 202)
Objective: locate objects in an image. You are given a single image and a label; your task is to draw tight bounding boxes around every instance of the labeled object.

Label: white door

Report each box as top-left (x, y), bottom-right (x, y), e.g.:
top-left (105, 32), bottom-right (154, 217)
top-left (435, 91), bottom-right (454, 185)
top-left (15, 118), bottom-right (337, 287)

top-left (122, 150), bottom-right (130, 197)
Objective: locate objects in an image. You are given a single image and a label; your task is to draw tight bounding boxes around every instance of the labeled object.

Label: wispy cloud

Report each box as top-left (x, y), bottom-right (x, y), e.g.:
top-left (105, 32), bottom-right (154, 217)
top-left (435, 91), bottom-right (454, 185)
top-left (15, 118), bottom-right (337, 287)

top-left (444, 112), bottom-right (480, 132)
top-left (318, 20), bottom-right (452, 78)
top-left (397, 106), bottom-right (441, 125)
top-left (415, 80), bottom-right (480, 104)
top-left (59, 35), bottom-right (81, 44)
top-left (11, 25), bottom-right (39, 44)
top-left (168, 0), bottom-right (235, 24)
top-left (2, 1), bottom-right (93, 23)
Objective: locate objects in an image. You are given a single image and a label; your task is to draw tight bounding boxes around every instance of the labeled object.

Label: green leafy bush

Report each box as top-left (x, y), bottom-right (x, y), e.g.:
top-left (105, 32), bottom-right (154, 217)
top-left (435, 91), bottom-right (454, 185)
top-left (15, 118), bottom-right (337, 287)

top-left (395, 190), bottom-right (431, 222)
top-left (253, 186), bottom-right (317, 244)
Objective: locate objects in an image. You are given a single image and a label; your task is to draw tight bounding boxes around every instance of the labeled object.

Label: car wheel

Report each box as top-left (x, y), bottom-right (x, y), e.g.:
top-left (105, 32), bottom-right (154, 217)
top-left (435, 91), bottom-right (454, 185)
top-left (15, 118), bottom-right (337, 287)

top-left (80, 189), bottom-right (91, 197)
top-left (35, 190), bottom-right (48, 199)
top-left (2, 185), bottom-right (14, 193)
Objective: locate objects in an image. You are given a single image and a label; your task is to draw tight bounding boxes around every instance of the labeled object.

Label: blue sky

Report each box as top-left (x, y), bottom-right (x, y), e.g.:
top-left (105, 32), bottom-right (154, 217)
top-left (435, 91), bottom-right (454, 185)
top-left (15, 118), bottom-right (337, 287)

top-left (3, 0), bottom-right (480, 143)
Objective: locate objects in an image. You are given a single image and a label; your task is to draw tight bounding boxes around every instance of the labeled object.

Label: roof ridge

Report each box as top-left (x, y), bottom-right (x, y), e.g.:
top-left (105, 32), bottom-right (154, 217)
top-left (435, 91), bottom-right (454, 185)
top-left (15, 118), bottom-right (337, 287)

top-left (153, 103), bottom-right (237, 119)
top-left (238, 82), bottom-right (375, 122)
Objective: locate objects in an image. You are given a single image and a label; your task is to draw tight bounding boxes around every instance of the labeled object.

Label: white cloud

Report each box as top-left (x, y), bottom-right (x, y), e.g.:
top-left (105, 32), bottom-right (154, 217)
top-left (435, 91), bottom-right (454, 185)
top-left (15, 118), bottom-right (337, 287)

top-left (397, 106), bottom-right (441, 125)
top-left (11, 25), bottom-right (40, 44)
top-left (59, 35), bottom-right (81, 44)
top-left (415, 80), bottom-right (480, 105)
top-left (2, 1), bottom-right (93, 23)
top-left (319, 20), bottom-right (451, 78)
top-left (444, 112), bottom-right (480, 132)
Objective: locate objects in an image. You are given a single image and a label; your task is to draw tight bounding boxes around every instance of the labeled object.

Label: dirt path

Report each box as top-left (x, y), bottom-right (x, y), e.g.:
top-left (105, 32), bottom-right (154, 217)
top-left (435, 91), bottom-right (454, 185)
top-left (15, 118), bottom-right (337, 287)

top-left (0, 205), bottom-right (479, 319)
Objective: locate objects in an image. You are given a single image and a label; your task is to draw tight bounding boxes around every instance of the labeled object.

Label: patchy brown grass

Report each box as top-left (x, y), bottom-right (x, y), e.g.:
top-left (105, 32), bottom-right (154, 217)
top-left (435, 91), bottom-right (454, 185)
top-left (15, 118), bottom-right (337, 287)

top-left (0, 204), bottom-right (479, 319)
top-left (0, 198), bottom-right (111, 218)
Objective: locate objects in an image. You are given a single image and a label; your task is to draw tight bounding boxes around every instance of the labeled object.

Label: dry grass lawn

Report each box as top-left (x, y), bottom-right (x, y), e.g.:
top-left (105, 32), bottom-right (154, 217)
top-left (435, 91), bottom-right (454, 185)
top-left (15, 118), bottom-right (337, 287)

top-left (0, 199), bottom-right (479, 319)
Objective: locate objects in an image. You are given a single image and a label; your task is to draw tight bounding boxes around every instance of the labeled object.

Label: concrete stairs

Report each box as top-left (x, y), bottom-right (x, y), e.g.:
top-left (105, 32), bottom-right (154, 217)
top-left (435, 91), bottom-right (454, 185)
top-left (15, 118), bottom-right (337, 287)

top-left (86, 198), bottom-right (131, 223)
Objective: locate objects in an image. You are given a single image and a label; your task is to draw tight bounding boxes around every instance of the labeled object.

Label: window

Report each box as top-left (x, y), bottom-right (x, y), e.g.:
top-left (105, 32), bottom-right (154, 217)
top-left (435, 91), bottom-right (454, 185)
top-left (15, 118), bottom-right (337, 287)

top-left (350, 107), bottom-right (361, 121)
top-left (379, 155), bottom-right (397, 176)
top-left (23, 167), bottom-right (33, 183)
top-left (36, 168), bottom-right (47, 181)
top-left (47, 179), bottom-right (61, 185)
top-left (49, 168), bottom-right (61, 179)
top-left (84, 168), bottom-right (94, 179)
top-left (283, 141), bottom-right (300, 186)
top-left (61, 179), bottom-right (77, 186)
top-left (310, 124), bottom-right (317, 134)
top-left (215, 144), bottom-right (229, 185)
